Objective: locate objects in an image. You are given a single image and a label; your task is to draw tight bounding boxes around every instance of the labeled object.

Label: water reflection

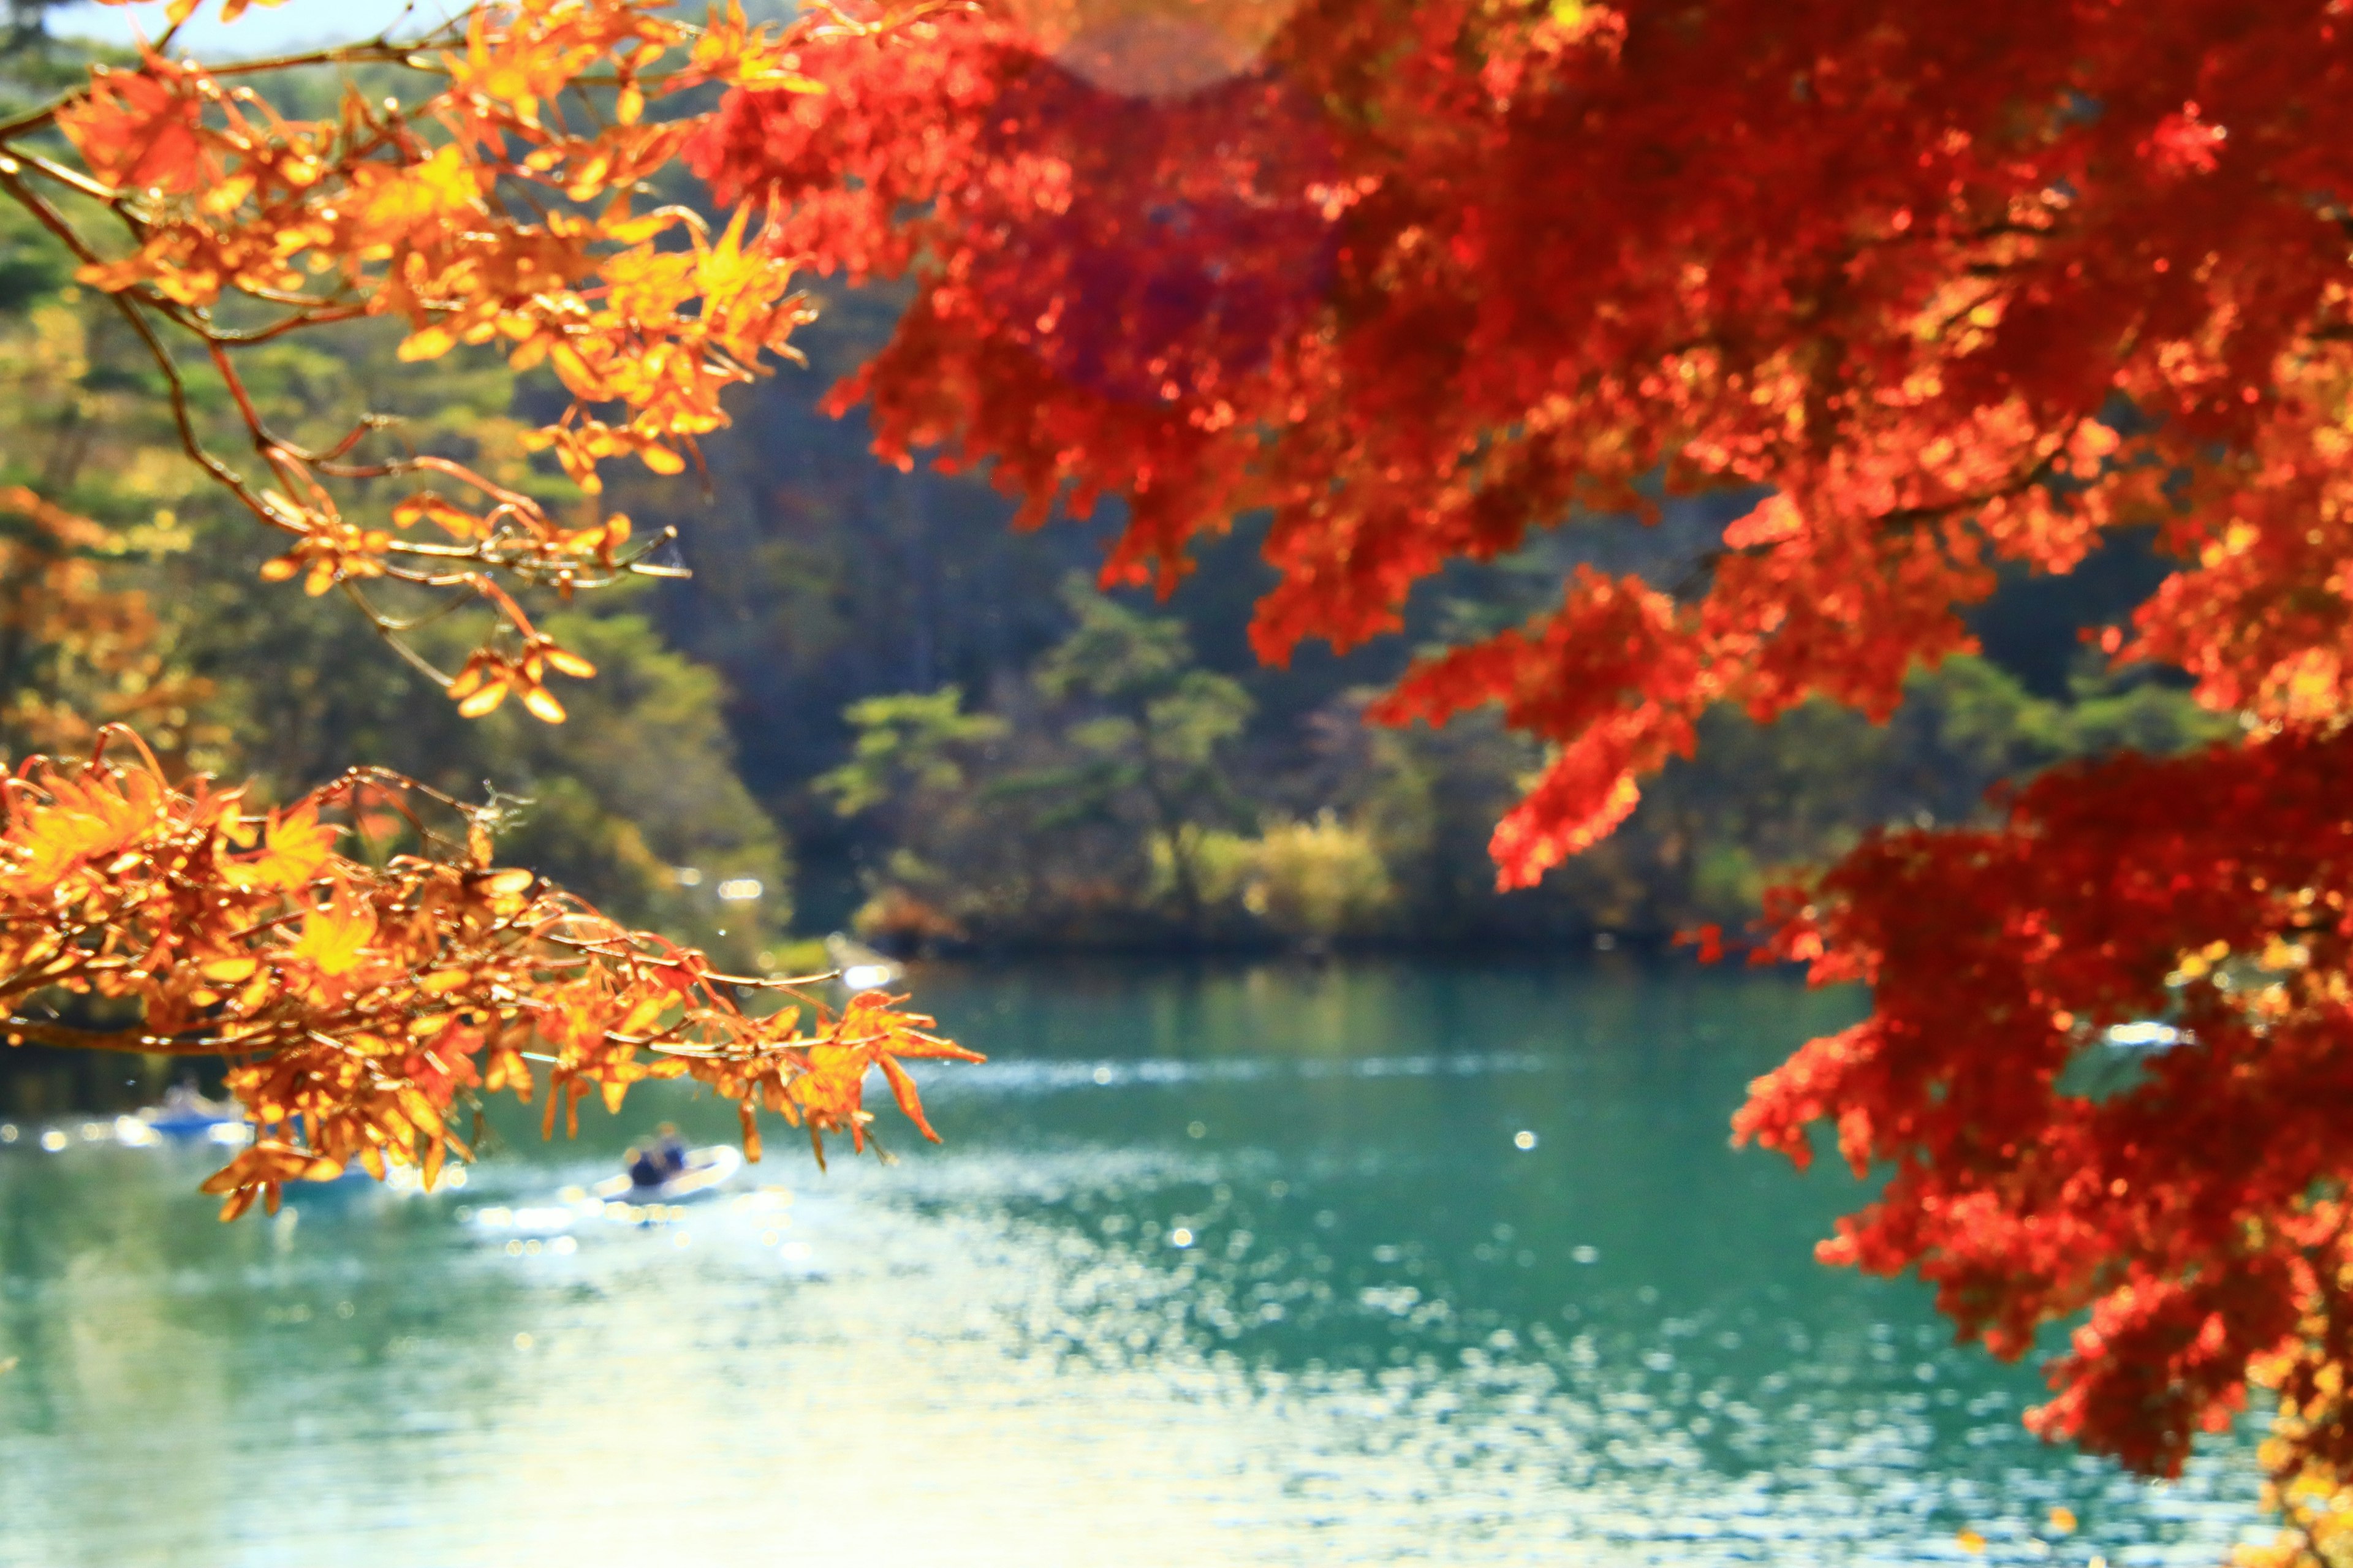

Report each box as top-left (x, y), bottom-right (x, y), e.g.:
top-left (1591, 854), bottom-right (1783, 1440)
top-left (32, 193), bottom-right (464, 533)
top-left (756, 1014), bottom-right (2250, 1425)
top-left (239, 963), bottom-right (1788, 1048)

top-left (0, 960), bottom-right (2264, 1566)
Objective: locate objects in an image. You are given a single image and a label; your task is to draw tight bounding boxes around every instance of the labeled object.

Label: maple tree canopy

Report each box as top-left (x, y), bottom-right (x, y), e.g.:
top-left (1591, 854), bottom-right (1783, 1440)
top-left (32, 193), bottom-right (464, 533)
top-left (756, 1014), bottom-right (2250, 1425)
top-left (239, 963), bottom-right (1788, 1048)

top-left (684, 0), bottom-right (2353, 1558)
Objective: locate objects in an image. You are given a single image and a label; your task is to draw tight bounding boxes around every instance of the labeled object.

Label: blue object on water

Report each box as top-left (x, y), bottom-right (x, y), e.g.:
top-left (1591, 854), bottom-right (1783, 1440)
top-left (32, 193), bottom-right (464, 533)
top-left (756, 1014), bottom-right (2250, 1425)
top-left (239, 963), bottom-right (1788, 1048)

top-left (136, 1085), bottom-right (243, 1142)
top-left (593, 1144), bottom-right (743, 1205)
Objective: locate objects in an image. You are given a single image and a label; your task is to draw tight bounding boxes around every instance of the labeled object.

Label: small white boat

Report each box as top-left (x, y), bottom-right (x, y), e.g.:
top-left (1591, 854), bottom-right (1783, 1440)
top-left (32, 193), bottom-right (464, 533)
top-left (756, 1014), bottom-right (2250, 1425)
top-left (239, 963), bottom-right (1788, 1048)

top-left (589, 1144), bottom-right (743, 1204)
top-left (137, 1086), bottom-right (246, 1143)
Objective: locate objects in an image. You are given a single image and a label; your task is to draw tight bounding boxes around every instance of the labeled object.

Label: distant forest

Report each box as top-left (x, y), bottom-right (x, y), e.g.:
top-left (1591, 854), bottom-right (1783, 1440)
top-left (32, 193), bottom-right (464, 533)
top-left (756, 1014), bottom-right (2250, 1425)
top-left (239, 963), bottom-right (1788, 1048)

top-left (607, 284), bottom-right (2226, 952)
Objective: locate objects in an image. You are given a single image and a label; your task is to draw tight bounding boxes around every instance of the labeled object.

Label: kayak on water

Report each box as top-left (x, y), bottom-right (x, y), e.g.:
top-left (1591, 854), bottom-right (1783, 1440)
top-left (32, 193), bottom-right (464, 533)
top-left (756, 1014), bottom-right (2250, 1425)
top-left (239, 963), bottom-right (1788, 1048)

top-left (589, 1143), bottom-right (743, 1205)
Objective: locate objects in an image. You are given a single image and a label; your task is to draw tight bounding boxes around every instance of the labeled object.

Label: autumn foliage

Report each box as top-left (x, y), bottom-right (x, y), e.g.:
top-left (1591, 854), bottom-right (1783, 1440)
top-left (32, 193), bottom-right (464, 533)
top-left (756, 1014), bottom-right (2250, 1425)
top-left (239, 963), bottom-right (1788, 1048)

top-left (0, 483), bottom-right (202, 751)
top-left (31, 0), bottom-right (839, 716)
top-left (681, 0), bottom-right (2353, 1557)
top-left (0, 2), bottom-right (976, 1231)
top-left (2, 732), bottom-right (975, 1219)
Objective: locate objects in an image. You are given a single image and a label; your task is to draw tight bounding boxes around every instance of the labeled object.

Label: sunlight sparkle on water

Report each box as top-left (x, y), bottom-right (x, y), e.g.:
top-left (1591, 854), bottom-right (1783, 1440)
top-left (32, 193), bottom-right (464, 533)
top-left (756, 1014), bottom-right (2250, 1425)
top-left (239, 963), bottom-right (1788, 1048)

top-left (0, 961), bottom-right (2273, 1566)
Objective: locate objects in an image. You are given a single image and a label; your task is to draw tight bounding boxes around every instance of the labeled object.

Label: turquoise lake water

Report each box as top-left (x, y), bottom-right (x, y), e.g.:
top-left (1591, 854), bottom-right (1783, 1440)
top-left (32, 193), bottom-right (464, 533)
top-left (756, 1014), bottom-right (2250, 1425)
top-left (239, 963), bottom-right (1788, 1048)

top-left (0, 960), bottom-right (2266, 1566)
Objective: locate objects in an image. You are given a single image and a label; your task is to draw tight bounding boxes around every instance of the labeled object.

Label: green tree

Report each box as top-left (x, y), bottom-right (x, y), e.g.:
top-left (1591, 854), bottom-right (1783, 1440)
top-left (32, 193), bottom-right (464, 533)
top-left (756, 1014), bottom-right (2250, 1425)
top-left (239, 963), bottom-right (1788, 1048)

top-left (816, 686), bottom-right (1008, 818)
top-left (1030, 576), bottom-right (1253, 931)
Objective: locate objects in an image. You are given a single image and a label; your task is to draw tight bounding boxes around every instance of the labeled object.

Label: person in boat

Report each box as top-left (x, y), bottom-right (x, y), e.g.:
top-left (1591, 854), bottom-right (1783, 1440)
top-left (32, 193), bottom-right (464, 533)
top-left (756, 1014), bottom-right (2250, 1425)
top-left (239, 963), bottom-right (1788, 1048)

top-left (654, 1123), bottom-right (688, 1176)
top-left (626, 1141), bottom-right (667, 1190)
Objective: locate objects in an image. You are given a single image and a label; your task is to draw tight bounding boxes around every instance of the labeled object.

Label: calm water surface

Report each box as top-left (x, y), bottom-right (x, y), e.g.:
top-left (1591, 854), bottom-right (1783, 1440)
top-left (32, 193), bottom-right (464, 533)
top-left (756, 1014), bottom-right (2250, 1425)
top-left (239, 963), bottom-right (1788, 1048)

top-left (0, 961), bottom-right (2265, 1566)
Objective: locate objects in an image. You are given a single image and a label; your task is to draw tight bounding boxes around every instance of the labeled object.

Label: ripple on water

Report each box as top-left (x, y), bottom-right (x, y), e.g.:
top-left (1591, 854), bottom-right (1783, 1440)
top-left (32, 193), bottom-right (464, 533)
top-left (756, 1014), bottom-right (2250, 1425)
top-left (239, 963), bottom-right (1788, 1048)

top-left (0, 961), bottom-right (2278, 1567)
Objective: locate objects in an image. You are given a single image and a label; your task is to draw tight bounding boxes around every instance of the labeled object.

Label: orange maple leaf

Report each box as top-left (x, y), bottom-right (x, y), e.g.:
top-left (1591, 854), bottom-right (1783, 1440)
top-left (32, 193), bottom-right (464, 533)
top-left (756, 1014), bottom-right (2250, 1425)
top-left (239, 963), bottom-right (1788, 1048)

top-left (287, 882), bottom-right (376, 978)
top-left (58, 59), bottom-right (213, 195)
top-left (227, 802), bottom-right (339, 892)
top-left (2, 766), bottom-right (162, 890)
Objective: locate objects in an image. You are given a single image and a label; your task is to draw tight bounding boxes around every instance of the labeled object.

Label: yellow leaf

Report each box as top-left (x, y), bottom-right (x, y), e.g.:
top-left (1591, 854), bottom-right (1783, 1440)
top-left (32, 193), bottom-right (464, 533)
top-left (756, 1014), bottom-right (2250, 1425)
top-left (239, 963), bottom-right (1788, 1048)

top-left (1956, 1530), bottom-right (1985, 1555)
top-left (566, 151), bottom-right (613, 202)
top-left (289, 883), bottom-right (376, 977)
top-left (456, 680), bottom-right (509, 718)
top-left (521, 684), bottom-right (567, 724)
top-left (228, 801), bottom-right (340, 891)
top-left (476, 868), bottom-right (534, 898)
top-left (605, 211), bottom-right (683, 245)
top-left (392, 491), bottom-right (482, 539)
top-left (737, 69), bottom-right (827, 93)
top-left (398, 325), bottom-right (458, 362)
top-left (398, 1088), bottom-right (442, 1139)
